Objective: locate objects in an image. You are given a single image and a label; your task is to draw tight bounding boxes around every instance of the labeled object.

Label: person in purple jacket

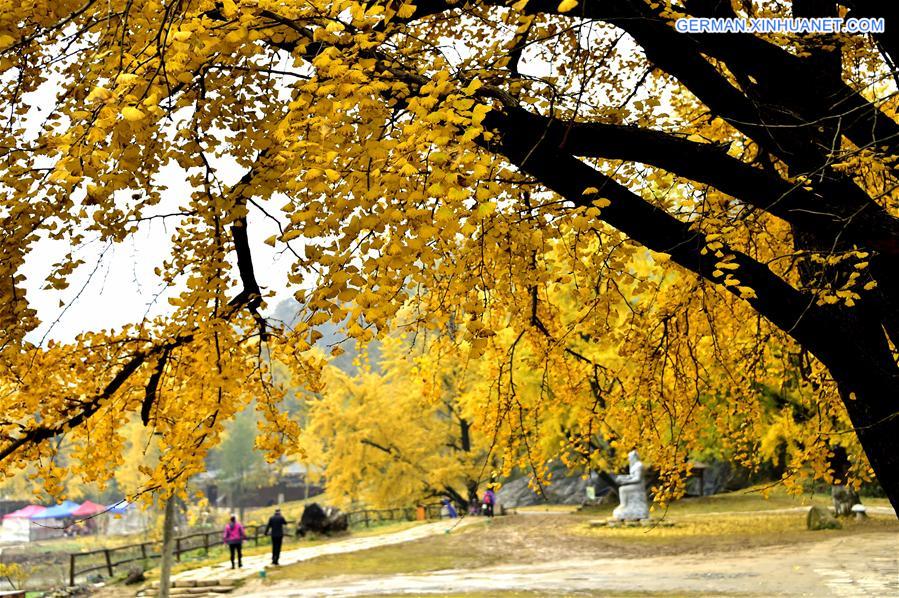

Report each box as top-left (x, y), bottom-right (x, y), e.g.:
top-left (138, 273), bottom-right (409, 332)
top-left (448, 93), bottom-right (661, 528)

top-left (223, 515), bottom-right (246, 568)
top-left (482, 487), bottom-right (496, 517)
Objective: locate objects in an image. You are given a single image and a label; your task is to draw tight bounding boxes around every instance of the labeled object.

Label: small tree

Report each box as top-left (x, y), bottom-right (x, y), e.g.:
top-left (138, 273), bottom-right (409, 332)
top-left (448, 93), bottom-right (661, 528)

top-left (302, 336), bottom-right (488, 508)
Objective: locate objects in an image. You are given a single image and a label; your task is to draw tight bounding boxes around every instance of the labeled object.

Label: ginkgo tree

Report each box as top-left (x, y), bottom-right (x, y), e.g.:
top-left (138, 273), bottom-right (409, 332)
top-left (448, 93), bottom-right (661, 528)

top-left (301, 334), bottom-right (490, 508)
top-left (469, 235), bottom-right (868, 502)
top-left (0, 1), bottom-right (897, 511)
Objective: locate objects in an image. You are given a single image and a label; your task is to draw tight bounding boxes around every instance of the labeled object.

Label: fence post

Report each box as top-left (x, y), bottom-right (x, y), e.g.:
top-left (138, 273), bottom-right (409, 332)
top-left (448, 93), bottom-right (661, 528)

top-left (69, 553), bottom-right (76, 586)
top-left (141, 542), bottom-right (148, 561)
top-left (104, 549), bottom-right (113, 577)
top-left (364, 510), bottom-right (370, 527)
top-left (204, 532), bottom-right (210, 555)
top-left (175, 537), bottom-right (181, 562)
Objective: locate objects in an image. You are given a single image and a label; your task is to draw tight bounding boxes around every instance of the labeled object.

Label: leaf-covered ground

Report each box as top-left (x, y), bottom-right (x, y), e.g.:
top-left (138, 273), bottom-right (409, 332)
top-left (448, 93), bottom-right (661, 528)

top-left (84, 489), bottom-right (897, 597)
top-left (236, 490), bottom-right (898, 597)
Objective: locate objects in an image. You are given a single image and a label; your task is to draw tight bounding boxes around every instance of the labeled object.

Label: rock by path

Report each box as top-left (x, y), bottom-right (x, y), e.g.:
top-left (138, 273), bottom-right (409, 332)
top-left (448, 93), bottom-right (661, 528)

top-left (236, 531), bottom-right (899, 597)
top-left (171, 518), bottom-right (477, 585)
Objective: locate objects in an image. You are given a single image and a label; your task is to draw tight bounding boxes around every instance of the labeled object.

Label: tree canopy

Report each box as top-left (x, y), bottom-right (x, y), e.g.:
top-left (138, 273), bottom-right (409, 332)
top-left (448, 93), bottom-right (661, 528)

top-left (301, 334), bottom-right (490, 508)
top-left (0, 1), bottom-right (897, 510)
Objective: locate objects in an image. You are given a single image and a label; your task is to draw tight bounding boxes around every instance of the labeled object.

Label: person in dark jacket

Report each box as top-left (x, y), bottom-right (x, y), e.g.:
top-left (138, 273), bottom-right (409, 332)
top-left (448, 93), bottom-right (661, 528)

top-left (264, 508), bottom-right (288, 565)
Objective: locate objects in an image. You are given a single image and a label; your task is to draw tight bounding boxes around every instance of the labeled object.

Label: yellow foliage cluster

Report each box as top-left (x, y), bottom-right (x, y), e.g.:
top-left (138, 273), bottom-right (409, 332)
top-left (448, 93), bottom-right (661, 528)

top-left (0, 1), bottom-right (889, 503)
top-left (302, 335), bottom-right (490, 508)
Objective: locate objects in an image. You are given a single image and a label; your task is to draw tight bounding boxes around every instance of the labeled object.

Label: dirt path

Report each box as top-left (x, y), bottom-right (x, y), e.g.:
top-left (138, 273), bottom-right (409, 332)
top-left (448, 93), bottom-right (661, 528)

top-left (170, 518), bottom-right (476, 584)
top-left (236, 531), bottom-right (898, 597)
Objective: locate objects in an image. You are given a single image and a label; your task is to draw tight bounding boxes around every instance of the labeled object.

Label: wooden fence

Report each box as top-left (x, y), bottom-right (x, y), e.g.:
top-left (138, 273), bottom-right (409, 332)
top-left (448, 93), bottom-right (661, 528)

top-left (68, 504), bottom-right (445, 586)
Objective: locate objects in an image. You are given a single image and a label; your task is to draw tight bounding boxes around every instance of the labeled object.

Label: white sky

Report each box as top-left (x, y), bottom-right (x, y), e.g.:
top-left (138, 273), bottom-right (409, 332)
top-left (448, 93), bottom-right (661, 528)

top-left (14, 44), bottom-right (305, 346)
top-left (21, 159), bottom-right (297, 345)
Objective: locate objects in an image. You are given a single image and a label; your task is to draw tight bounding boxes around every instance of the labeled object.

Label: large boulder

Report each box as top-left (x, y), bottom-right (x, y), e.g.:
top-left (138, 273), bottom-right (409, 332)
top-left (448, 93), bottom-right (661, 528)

top-left (807, 505), bottom-right (842, 530)
top-left (296, 503), bottom-right (348, 536)
top-left (123, 566), bottom-right (145, 585)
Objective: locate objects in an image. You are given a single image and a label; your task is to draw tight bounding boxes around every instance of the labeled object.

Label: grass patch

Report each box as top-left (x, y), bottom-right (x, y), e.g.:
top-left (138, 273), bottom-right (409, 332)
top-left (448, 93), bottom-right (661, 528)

top-left (656, 486), bottom-right (831, 515)
top-left (575, 510), bottom-right (899, 552)
top-left (576, 484), bottom-right (892, 519)
top-left (352, 593), bottom-right (747, 598)
top-left (5, 531), bottom-right (161, 557)
top-left (141, 519), bottom-right (428, 579)
top-left (243, 495), bottom-right (330, 525)
top-left (265, 520), bottom-right (490, 582)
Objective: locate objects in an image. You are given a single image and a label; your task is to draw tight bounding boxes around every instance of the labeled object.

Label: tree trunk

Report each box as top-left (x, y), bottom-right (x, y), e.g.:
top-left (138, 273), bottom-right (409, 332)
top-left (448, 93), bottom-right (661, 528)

top-left (459, 417), bottom-right (471, 453)
top-left (821, 315), bottom-right (899, 515)
top-left (836, 375), bottom-right (899, 515)
top-left (443, 486), bottom-right (468, 510)
top-left (158, 496), bottom-right (176, 598)
top-left (237, 477), bottom-right (246, 522)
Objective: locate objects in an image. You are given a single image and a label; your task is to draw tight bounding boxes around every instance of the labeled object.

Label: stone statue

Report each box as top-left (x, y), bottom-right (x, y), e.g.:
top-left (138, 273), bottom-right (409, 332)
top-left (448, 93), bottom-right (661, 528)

top-left (612, 450), bottom-right (650, 521)
top-left (831, 484), bottom-right (861, 517)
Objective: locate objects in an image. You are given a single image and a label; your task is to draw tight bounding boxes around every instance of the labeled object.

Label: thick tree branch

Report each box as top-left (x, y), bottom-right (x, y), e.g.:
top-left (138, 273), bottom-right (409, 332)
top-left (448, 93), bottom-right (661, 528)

top-left (141, 343), bottom-right (173, 425)
top-left (0, 333), bottom-right (193, 464)
top-left (505, 106), bottom-right (899, 254)
top-left (484, 108), bottom-right (851, 366)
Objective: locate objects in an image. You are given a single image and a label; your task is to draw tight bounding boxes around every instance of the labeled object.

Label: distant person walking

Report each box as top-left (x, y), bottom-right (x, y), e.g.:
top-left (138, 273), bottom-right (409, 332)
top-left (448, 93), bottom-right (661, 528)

top-left (482, 487), bottom-right (496, 517)
top-left (441, 498), bottom-right (458, 519)
top-left (264, 508), bottom-right (288, 565)
top-left (469, 494), bottom-right (480, 516)
top-left (223, 515), bottom-right (246, 569)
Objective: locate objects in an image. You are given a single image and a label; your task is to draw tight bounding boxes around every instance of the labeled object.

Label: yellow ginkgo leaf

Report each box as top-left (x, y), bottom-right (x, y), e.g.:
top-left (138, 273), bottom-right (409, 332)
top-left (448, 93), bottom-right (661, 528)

top-left (121, 106), bottom-right (145, 122)
top-left (117, 73), bottom-right (140, 85)
top-left (463, 78), bottom-right (483, 95)
top-left (396, 3), bottom-right (417, 19)
top-left (221, 0), bottom-right (238, 18)
top-left (737, 286), bottom-right (758, 299)
top-left (86, 86), bottom-right (112, 102)
top-left (558, 0), bottom-right (578, 13)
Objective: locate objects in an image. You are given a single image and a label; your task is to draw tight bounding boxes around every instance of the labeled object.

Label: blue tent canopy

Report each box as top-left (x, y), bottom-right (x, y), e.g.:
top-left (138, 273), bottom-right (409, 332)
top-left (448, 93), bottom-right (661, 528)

top-left (106, 500), bottom-right (132, 515)
top-left (31, 500), bottom-right (80, 519)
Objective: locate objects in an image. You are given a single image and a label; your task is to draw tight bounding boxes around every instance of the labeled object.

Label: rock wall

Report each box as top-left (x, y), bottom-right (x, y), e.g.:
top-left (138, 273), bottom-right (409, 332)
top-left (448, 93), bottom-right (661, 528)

top-left (497, 465), bottom-right (614, 507)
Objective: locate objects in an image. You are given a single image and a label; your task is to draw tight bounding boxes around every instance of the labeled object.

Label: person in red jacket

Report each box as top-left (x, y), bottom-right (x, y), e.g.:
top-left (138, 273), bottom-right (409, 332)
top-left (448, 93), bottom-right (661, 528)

top-left (222, 515), bottom-right (246, 568)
